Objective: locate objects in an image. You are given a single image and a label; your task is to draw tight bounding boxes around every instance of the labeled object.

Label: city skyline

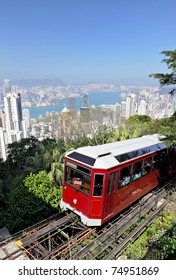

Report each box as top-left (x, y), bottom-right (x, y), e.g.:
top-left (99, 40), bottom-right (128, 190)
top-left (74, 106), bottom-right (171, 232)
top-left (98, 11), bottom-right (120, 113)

top-left (0, 0), bottom-right (176, 85)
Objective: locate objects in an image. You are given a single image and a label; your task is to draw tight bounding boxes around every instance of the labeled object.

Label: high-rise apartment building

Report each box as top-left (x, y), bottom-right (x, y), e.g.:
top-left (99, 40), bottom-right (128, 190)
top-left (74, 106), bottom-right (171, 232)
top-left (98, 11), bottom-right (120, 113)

top-left (0, 128), bottom-right (7, 160)
top-left (0, 109), bottom-right (6, 129)
top-left (126, 94), bottom-right (137, 118)
top-left (121, 101), bottom-right (127, 118)
top-left (4, 92), bottom-right (26, 143)
top-left (82, 93), bottom-right (88, 107)
top-left (2, 79), bottom-right (11, 96)
top-left (138, 99), bottom-right (147, 115)
top-left (22, 108), bottom-right (31, 131)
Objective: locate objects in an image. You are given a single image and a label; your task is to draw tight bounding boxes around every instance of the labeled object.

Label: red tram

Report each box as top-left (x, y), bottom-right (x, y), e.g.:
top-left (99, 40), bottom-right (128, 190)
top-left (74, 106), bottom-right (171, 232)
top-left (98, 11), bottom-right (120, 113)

top-left (60, 134), bottom-right (175, 226)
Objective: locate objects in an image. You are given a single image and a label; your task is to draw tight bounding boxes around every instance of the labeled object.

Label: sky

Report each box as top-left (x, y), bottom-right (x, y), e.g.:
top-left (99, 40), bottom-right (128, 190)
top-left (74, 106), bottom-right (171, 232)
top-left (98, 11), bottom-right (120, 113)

top-left (0, 0), bottom-right (176, 85)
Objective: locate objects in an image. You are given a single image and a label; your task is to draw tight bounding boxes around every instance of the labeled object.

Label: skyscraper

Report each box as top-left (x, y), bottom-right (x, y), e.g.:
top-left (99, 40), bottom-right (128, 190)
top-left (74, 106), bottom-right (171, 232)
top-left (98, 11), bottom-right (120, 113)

top-left (0, 128), bottom-right (7, 160)
top-left (121, 101), bottom-right (127, 118)
top-left (2, 79), bottom-right (11, 96)
top-left (4, 92), bottom-right (25, 143)
top-left (126, 94), bottom-right (137, 118)
top-left (138, 99), bottom-right (147, 115)
top-left (22, 108), bottom-right (31, 131)
top-left (82, 93), bottom-right (88, 107)
top-left (0, 109), bottom-right (6, 129)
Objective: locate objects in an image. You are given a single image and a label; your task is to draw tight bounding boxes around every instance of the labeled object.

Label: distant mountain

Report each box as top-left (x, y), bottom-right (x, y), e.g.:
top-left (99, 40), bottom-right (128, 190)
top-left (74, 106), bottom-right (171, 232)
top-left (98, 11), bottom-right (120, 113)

top-left (0, 78), bottom-right (66, 88)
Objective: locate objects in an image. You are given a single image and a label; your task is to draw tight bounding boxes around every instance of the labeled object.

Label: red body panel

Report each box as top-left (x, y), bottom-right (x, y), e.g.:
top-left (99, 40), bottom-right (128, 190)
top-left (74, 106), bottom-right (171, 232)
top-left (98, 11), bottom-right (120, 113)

top-left (63, 185), bottom-right (90, 215)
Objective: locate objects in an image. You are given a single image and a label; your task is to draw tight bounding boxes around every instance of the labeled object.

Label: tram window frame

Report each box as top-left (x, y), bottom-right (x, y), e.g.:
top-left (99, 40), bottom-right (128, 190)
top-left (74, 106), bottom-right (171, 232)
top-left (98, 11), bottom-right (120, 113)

top-left (159, 150), bottom-right (166, 163)
top-left (116, 171), bottom-right (119, 190)
top-left (132, 161), bottom-right (142, 181)
top-left (65, 161), bottom-right (91, 195)
top-left (118, 165), bottom-right (131, 189)
top-left (111, 172), bottom-right (116, 192)
top-left (107, 175), bottom-right (111, 194)
top-left (107, 172), bottom-right (117, 194)
top-left (93, 174), bottom-right (104, 197)
top-left (152, 154), bottom-right (160, 171)
top-left (142, 157), bottom-right (152, 176)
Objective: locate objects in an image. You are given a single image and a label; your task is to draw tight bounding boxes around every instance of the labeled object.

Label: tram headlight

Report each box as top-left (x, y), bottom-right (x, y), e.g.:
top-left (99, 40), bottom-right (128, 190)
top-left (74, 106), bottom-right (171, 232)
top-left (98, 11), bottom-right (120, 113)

top-left (73, 199), bottom-right (77, 204)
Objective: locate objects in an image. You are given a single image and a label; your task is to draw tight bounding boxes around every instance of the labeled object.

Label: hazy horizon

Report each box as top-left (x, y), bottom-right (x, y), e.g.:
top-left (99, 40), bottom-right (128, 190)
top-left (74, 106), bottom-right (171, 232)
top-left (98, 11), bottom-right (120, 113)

top-left (0, 77), bottom-right (159, 88)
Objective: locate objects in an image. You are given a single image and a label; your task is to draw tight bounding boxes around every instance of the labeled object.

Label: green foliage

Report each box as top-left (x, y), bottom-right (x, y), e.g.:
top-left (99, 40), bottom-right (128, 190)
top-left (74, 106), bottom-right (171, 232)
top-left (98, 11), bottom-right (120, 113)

top-left (91, 125), bottom-right (116, 145)
top-left (116, 112), bottom-right (176, 145)
top-left (0, 171), bottom-right (62, 233)
top-left (152, 227), bottom-right (176, 259)
top-left (127, 115), bottom-right (152, 124)
top-left (149, 49), bottom-right (176, 90)
top-left (0, 184), bottom-right (53, 233)
top-left (69, 135), bottom-right (90, 148)
top-left (0, 137), bottom-right (65, 233)
top-left (24, 171), bottom-right (62, 208)
top-left (123, 211), bottom-right (176, 260)
top-left (43, 139), bottom-right (66, 186)
top-left (117, 115), bottom-right (153, 140)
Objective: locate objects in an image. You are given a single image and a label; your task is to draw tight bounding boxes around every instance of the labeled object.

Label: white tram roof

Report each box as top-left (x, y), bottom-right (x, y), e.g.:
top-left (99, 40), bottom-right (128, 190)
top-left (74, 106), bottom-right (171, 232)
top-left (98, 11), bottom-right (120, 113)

top-left (66, 134), bottom-right (167, 169)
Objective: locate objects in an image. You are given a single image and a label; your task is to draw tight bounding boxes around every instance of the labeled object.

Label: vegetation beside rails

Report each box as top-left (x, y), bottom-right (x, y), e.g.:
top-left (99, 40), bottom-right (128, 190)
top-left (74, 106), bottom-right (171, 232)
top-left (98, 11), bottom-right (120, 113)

top-left (121, 194), bottom-right (176, 260)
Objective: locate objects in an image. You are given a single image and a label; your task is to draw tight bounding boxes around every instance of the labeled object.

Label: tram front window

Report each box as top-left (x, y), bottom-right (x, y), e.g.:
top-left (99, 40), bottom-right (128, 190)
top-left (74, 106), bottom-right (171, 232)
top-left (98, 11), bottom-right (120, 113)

top-left (65, 163), bottom-right (91, 195)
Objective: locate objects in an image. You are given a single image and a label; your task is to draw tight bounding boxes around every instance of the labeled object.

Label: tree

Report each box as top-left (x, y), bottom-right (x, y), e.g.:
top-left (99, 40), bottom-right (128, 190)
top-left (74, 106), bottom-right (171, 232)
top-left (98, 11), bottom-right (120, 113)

top-left (149, 50), bottom-right (176, 144)
top-left (6, 137), bottom-right (40, 176)
top-left (0, 171), bottom-right (62, 233)
top-left (43, 139), bottom-right (67, 186)
top-left (24, 171), bottom-right (62, 208)
top-left (149, 50), bottom-right (176, 94)
top-left (116, 115), bottom-right (153, 140)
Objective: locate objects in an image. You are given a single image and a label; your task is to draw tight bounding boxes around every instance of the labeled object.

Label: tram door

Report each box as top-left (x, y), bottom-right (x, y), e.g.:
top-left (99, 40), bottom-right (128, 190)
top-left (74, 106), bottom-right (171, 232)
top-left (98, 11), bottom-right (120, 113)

top-left (104, 172), bottom-right (116, 219)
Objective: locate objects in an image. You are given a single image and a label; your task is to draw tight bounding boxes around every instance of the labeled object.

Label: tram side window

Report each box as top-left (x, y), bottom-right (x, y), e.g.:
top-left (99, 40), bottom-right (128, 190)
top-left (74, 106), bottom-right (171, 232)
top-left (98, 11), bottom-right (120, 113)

top-left (107, 172), bottom-right (117, 194)
top-left (93, 174), bottom-right (104, 196)
top-left (168, 148), bottom-right (175, 160)
top-left (132, 161), bottom-right (142, 181)
top-left (142, 157), bottom-right (152, 176)
top-left (159, 151), bottom-right (166, 163)
top-left (119, 166), bottom-right (131, 188)
top-left (152, 154), bottom-right (160, 170)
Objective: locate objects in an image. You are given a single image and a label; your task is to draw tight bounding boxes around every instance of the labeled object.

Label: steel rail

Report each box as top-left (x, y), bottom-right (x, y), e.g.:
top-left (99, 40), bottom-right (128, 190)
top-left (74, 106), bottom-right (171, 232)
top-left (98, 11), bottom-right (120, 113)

top-left (0, 212), bottom-right (77, 260)
top-left (103, 203), bottom-right (166, 260)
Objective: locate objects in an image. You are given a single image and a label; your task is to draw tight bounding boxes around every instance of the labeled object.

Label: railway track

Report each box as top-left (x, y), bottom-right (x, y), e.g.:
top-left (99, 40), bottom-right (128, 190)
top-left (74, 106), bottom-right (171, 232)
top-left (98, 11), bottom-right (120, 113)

top-left (0, 177), bottom-right (176, 260)
top-left (75, 178), bottom-right (176, 260)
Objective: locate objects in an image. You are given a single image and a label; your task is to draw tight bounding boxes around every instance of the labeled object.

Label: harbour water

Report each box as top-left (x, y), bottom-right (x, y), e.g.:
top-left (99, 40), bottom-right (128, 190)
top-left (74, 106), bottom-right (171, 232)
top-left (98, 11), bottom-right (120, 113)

top-left (26, 91), bottom-right (122, 119)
